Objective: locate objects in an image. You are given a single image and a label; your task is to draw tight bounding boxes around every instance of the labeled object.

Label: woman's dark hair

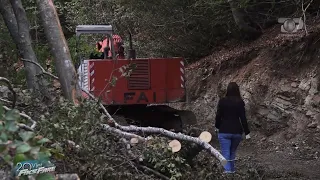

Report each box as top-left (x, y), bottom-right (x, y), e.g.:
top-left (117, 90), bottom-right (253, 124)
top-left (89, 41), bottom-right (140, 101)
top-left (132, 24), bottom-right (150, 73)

top-left (226, 82), bottom-right (241, 98)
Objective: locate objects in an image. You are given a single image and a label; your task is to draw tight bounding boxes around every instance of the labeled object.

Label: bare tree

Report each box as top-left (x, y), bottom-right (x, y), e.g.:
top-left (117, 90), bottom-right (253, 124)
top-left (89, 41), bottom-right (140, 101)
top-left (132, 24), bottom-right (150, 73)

top-left (36, 0), bottom-right (79, 102)
top-left (1, 0), bottom-right (49, 98)
top-left (227, 0), bottom-right (262, 39)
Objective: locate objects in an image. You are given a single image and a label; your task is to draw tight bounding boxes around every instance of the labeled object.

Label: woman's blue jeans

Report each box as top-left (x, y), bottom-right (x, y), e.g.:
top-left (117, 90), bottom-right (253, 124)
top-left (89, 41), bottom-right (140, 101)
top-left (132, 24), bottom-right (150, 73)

top-left (218, 133), bottom-right (242, 172)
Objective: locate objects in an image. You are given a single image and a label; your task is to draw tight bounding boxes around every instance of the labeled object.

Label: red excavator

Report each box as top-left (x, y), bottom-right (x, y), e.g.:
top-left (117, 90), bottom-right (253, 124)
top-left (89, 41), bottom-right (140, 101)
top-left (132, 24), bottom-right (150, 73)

top-left (75, 25), bottom-right (196, 132)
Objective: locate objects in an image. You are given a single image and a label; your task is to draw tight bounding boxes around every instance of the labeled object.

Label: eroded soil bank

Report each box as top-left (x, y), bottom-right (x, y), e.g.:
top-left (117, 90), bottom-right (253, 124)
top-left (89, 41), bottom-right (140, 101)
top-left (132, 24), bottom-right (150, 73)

top-left (173, 23), bottom-right (320, 180)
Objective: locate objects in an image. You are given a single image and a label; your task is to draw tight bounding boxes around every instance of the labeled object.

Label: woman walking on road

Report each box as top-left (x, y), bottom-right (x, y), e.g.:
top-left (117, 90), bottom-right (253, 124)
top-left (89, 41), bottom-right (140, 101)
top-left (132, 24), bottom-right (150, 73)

top-left (215, 82), bottom-right (251, 173)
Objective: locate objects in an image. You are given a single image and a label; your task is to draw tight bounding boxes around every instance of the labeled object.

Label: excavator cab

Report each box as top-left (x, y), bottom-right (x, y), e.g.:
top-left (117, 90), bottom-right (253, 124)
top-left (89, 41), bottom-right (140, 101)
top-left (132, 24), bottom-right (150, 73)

top-left (75, 25), bottom-right (133, 62)
top-left (75, 25), bottom-right (117, 61)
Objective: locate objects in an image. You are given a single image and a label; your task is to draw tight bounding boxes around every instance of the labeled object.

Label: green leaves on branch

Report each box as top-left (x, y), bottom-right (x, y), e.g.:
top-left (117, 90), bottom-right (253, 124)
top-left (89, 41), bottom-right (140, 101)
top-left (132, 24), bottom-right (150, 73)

top-left (144, 137), bottom-right (190, 180)
top-left (0, 104), bottom-right (54, 179)
top-left (16, 143), bottom-right (32, 154)
top-left (19, 131), bottom-right (35, 142)
top-left (5, 109), bottom-right (20, 121)
top-left (37, 137), bottom-right (50, 144)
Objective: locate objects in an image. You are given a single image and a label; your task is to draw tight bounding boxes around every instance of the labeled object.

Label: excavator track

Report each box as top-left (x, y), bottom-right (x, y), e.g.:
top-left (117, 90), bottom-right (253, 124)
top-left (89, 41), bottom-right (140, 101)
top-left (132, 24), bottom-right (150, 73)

top-left (176, 110), bottom-right (197, 129)
top-left (107, 105), bottom-right (197, 132)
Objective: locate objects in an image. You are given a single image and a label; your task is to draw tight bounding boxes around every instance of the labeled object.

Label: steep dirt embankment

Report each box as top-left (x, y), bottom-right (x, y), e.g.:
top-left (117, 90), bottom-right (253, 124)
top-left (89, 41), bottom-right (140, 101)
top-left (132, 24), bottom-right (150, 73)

top-left (175, 23), bottom-right (320, 179)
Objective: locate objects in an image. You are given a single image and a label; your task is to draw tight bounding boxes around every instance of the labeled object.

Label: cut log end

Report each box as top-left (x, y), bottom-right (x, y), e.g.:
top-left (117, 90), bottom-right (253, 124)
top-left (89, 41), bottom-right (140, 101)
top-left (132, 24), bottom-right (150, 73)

top-left (169, 139), bottom-right (181, 153)
top-left (199, 131), bottom-right (212, 143)
top-left (130, 137), bottom-right (139, 145)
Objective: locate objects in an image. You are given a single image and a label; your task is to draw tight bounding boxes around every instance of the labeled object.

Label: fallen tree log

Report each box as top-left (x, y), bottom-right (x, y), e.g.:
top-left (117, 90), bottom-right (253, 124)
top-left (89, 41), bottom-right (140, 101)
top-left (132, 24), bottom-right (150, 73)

top-left (79, 87), bottom-right (227, 166)
top-left (102, 124), bottom-right (146, 142)
top-left (104, 123), bottom-right (227, 166)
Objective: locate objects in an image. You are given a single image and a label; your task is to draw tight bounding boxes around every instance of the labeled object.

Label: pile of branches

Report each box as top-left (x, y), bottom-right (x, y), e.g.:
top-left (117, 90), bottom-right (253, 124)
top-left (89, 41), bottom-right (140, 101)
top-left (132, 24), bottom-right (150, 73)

top-left (0, 60), bottom-right (227, 179)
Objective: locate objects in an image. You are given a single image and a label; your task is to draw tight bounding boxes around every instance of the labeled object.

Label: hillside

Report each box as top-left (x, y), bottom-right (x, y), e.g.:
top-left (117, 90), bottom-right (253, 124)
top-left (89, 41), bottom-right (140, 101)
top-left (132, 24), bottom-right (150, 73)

top-left (173, 19), bottom-right (320, 179)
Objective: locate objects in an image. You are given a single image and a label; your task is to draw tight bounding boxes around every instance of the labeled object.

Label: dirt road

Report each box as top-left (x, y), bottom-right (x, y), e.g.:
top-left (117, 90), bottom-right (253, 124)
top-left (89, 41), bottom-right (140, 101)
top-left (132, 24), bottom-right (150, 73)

top-left (210, 133), bottom-right (320, 180)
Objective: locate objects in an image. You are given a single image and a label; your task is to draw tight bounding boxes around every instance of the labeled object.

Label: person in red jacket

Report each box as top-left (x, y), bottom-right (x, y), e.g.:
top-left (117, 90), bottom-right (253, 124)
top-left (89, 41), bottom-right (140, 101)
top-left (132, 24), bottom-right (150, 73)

top-left (215, 82), bottom-right (251, 174)
top-left (96, 35), bottom-right (125, 59)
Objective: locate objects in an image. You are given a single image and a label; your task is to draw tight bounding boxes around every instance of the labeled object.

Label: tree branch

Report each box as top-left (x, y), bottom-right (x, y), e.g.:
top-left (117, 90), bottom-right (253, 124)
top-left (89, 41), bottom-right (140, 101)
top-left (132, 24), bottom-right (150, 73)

top-left (2, 105), bottom-right (36, 131)
top-left (0, 97), bottom-right (12, 104)
top-left (0, 77), bottom-right (35, 131)
top-left (79, 88), bottom-right (147, 141)
top-left (0, 77), bottom-right (16, 108)
top-left (101, 123), bottom-right (146, 142)
top-left (302, 0), bottom-right (314, 36)
top-left (20, 59), bottom-right (59, 80)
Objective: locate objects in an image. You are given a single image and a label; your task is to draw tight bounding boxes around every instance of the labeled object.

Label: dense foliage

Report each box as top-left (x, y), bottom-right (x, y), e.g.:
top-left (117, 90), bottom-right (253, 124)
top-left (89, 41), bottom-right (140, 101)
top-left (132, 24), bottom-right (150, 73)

top-left (2, 0), bottom-right (318, 64)
top-left (0, 0), bottom-right (319, 179)
top-left (37, 99), bottom-right (193, 180)
top-left (0, 103), bottom-right (55, 180)
top-left (55, 0), bottom-right (319, 60)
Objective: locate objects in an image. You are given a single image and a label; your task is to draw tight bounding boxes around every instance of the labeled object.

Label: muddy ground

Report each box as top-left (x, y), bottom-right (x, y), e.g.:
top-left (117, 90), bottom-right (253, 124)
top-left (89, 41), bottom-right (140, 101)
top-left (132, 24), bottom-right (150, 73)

top-left (173, 20), bottom-right (320, 180)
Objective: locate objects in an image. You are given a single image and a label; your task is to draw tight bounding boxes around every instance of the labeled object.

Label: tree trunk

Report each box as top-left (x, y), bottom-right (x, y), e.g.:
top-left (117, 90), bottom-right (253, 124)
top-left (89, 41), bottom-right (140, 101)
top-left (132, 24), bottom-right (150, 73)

top-left (0, 0), bottom-right (19, 49)
top-left (1, 0), bottom-right (38, 89)
top-left (36, 0), bottom-right (79, 103)
top-left (0, 0), bottom-right (18, 78)
top-left (9, 0), bottom-right (38, 89)
top-left (6, 0), bottom-right (49, 98)
top-left (227, 0), bottom-right (262, 40)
